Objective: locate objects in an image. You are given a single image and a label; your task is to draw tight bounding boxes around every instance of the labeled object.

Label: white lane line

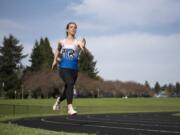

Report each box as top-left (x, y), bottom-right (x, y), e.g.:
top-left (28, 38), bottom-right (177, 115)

top-left (88, 115), bottom-right (180, 125)
top-left (41, 118), bottom-right (180, 134)
top-left (67, 116), bottom-right (180, 128)
top-left (41, 118), bottom-right (79, 126)
top-left (66, 117), bottom-right (118, 124)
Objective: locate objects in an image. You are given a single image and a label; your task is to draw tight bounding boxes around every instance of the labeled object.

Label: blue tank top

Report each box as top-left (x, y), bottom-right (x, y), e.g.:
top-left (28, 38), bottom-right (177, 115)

top-left (58, 39), bottom-right (80, 70)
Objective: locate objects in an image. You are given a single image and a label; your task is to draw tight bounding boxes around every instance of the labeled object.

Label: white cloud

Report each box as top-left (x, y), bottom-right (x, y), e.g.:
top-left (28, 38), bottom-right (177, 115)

top-left (77, 21), bottom-right (109, 31)
top-left (0, 19), bottom-right (24, 30)
top-left (86, 32), bottom-right (180, 85)
top-left (70, 0), bottom-right (180, 26)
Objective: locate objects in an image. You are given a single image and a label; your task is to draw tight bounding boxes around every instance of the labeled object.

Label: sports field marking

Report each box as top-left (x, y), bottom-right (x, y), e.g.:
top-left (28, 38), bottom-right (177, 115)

top-left (88, 115), bottom-right (180, 126)
top-left (41, 118), bottom-right (79, 126)
top-left (67, 116), bottom-right (180, 128)
top-left (66, 117), bottom-right (118, 124)
top-left (41, 117), bottom-right (180, 134)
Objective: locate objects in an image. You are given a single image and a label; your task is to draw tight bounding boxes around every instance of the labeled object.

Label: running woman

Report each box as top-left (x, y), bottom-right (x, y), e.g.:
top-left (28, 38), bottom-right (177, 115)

top-left (51, 22), bottom-right (86, 116)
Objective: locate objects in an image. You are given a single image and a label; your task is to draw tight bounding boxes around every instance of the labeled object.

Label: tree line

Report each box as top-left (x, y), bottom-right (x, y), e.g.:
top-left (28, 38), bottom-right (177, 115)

top-left (152, 81), bottom-right (180, 97)
top-left (0, 34), bottom-right (179, 99)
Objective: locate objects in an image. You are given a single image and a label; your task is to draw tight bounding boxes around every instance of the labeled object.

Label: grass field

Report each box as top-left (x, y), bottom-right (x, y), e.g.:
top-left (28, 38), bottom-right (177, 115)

top-left (1, 97), bottom-right (180, 107)
top-left (0, 123), bottom-right (90, 135)
top-left (0, 97), bottom-right (180, 120)
top-left (0, 97), bottom-right (180, 135)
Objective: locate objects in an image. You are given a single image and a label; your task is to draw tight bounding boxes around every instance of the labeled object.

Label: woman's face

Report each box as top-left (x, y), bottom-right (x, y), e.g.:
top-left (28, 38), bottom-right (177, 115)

top-left (67, 23), bottom-right (77, 36)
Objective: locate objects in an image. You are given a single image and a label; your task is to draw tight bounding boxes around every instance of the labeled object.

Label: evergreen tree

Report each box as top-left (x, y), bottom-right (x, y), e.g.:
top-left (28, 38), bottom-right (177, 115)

top-left (78, 48), bottom-right (99, 79)
top-left (144, 81), bottom-right (151, 89)
top-left (0, 34), bottom-right (27, 98)
top-left (41, 37), bottom-right (54, 69)
top-left (29, 40), bottom-right (42, 70)
top-left (30, 37), bottom-right (54, 70)
top-left (154, 81), bottom-right (161, 94)
top-left (161, 84), bottom-right (167, 91)
top-left (175, 82), bottom-right (180, 96)
top-left (167, 83), bottom-right (175, 96)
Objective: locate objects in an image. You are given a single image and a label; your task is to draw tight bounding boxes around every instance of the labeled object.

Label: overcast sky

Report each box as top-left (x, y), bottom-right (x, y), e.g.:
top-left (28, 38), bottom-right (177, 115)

top-left (0, 0), bottom-right (180, 86)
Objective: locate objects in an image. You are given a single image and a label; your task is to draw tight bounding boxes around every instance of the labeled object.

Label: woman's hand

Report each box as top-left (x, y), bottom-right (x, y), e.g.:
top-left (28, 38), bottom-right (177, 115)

top-left (51, 60), bottom-right (57, 70)
top-left (81, 38), bottom-right (86, 47)
top-left (78, 38), bottom-right (86, 52)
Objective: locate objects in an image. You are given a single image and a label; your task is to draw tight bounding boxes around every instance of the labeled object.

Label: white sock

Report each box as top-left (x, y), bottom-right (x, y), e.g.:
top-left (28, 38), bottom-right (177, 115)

top-left (68, 104), bottom-right (73, 111)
